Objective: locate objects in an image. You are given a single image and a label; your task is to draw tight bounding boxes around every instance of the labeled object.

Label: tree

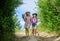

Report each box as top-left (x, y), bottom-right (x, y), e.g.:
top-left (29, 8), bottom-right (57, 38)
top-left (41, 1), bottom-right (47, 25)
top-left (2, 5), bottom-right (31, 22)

top-left (13, 14), bottom-right (21, 32)
top-left (38, 0), bottom-right (60, 34)
top-left (0, 0), bottom-right (22, 41)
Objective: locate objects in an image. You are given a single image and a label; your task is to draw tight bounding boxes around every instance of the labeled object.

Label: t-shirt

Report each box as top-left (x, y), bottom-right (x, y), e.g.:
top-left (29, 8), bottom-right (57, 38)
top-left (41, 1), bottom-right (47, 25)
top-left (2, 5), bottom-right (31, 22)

top-left (31, 18), bottom-right (38, 23)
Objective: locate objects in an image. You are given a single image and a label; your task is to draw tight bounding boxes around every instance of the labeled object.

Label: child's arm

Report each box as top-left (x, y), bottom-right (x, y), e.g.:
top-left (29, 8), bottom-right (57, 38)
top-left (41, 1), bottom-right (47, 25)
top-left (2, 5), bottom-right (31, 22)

top-left (36, 18), bottom-right (38, 23)
top-left (30, 17), bottom-right (33, 23)
top-left (22, 14), bottom-right (26, 21)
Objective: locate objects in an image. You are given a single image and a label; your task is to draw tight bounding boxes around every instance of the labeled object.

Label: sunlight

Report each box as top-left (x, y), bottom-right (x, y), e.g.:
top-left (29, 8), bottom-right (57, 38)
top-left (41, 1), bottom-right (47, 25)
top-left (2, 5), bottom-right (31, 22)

top-left (15, 0), bottom-right (38, 30)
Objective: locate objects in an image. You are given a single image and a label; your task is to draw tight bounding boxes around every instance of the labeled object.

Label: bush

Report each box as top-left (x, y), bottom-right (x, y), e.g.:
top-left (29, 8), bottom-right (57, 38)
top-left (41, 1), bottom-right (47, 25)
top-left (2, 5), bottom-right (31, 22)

top-left (38, 0), bottom-right (60, 34)
top-left (0, 0), bottom-right (22, 41)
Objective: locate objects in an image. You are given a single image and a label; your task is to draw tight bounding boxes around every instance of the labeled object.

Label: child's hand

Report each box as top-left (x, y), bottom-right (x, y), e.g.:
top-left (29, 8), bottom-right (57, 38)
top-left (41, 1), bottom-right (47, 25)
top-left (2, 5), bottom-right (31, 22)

top-left (22, 14), bottom-right (24, 19)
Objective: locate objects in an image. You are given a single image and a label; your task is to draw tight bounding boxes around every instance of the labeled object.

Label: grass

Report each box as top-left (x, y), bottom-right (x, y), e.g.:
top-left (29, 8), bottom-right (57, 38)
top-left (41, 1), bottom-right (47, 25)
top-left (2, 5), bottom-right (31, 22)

top-left (15, 28), bottom-right (21, 32)
top-left (37, 25), bottom-right (56, 34)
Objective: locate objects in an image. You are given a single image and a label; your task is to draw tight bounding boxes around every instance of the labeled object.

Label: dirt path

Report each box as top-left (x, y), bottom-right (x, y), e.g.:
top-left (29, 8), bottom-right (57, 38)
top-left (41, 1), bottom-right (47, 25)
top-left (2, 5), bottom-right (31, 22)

top-left (15, 32), bottom-right (60, 41)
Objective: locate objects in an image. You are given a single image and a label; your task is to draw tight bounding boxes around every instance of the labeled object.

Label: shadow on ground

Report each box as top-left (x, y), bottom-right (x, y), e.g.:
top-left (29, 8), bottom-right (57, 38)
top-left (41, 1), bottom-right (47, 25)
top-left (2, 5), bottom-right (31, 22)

top-left (15, 35), bottom-right (60, 41)
top-left (36, 36), bottom-right (59, 41)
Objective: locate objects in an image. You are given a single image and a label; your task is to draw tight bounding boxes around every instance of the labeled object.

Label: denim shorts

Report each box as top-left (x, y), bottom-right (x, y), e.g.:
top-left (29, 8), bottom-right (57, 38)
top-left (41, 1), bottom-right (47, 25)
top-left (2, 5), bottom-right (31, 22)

top-left (32, 23), bottom-right (36, 27)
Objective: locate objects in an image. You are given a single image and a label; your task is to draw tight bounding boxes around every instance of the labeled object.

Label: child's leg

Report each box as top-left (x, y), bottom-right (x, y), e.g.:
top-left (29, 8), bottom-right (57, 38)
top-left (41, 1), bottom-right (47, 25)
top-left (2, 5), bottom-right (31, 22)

top-left (32, 27), bottom-right (34, 36)
top-left (32, 24), bottom-right (35, 36)
top-left (27, 27), bottom-right (29, 36)
top-left (25, 28), bottom-right (28, 36)
top-left (26, 24), bottom-right (30, 36)
top-left (25, 23), bottom-right (29, 36)
top-left (25, 27), bottom-right (29, 36)
top-left (27, 24), bottom-right (30, 36)
top-left (32, 25), bottom-right (36, 36)
top-left (32, 27), bottom-right (36, 36)
top-left (34, 26), bottom-right (36, 36)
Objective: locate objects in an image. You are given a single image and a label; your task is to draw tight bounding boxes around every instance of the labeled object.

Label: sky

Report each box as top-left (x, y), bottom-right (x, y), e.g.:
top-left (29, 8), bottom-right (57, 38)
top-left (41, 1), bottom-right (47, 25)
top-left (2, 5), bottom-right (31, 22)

top-left (15, 0), bottom-right (38, 30)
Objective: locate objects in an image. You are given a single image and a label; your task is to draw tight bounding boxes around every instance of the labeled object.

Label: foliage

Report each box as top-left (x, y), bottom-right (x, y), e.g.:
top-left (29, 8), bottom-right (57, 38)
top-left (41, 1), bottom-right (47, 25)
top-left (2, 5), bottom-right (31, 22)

top-left (38, 0), bottom-right (60, 34)
top-left (0, 0), bottom-right (22, 41)
top-left (13, 15), bottom-right (21, 29)
top-left (15, 27), bottom-right (21, 32)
